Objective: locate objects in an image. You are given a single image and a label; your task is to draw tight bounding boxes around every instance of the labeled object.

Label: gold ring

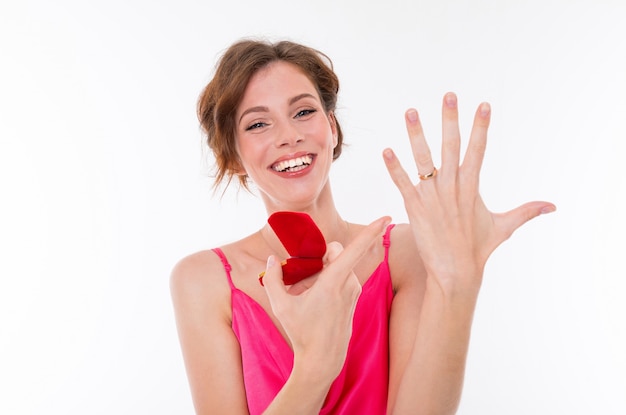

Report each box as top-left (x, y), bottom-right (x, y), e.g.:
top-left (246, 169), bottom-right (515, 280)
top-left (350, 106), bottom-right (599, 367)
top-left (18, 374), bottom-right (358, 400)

top-left (419, 167), bottom-right (438, 181)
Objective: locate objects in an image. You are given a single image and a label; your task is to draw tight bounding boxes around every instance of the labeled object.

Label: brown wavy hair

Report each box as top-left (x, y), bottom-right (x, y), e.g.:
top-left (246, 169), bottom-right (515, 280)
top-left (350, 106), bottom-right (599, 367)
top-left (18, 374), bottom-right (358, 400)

top-left (197, 39), bottom-right (343, 191)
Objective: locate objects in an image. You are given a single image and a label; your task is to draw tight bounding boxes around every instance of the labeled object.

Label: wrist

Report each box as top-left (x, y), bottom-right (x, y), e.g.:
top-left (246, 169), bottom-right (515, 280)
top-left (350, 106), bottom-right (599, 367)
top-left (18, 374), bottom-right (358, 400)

top-left (286, 357), bottom-right (337, 403)
top-left (263, 360), bottom-right (334, 414)
top-left (424, 269), bottom-right (483, 305)
top-left (292, 350), bottom-right (343, 386)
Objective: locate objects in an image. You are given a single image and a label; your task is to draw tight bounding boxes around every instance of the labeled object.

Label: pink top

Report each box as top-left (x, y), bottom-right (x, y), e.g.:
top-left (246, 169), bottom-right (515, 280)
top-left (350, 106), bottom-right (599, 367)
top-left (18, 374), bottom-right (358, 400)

top-left (212, 225), bottom-right (394, 414)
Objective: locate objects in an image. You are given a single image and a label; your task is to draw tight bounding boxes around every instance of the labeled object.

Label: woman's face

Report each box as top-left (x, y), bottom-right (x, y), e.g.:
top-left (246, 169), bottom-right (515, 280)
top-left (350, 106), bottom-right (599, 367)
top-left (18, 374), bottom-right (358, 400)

top-left (235, 61), bottom-right (338, 210)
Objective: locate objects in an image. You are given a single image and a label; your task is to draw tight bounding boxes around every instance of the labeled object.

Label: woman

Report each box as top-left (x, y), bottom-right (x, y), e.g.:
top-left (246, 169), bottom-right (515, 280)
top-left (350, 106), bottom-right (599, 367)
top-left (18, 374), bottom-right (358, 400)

top-left (170, 39), bottom-right (555, 414)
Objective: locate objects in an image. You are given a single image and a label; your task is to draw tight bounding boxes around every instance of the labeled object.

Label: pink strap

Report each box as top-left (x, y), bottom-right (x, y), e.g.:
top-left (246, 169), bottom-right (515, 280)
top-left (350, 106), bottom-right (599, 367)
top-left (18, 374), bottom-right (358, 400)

top-left (212, 248), bottom-right (235, 290)
top-left (382, 224), bottom-right (395, 261)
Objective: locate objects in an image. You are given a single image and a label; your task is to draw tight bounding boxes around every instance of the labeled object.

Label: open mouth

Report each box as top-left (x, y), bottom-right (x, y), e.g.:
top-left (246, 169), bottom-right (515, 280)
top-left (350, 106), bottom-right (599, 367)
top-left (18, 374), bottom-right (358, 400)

top-left (271, 154), bottom-right (313, 173)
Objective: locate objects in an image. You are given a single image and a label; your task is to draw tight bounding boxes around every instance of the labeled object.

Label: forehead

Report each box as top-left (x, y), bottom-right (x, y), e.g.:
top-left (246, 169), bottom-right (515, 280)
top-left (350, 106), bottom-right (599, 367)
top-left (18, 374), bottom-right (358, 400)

top-left (238, 61), bottom-right (320, 109)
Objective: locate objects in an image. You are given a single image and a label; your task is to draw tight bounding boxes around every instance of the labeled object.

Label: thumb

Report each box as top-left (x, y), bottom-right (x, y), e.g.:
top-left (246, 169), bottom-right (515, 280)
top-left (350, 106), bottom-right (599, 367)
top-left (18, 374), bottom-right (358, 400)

top-left (318, 216), bottom-right (391, 287)
top-left (324, 241), bottom-right (344, 264)
top-left (497, 201), bottom-right (556, 240)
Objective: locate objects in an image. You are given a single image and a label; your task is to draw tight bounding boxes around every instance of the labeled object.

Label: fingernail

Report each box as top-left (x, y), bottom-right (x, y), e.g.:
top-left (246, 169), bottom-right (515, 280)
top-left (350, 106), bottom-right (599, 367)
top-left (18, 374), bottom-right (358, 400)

top-left (267, 255), bottom-right (275, 268)
top-left (541, 205), bottom-right (556, 214)
top-left (383, 148), bottom-right (394, 160)
top-left (480, 102), bottom-right (491, 117)
top-left (406, 109), bottom-right (418, 123)
top-left (445, 93), bottom-right (457, 108)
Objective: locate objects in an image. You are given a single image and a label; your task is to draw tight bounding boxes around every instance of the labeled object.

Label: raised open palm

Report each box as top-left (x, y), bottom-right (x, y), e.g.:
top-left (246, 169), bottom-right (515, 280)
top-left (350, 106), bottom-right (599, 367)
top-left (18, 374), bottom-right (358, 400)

top-left (383, 92), bottom-right (555, 291)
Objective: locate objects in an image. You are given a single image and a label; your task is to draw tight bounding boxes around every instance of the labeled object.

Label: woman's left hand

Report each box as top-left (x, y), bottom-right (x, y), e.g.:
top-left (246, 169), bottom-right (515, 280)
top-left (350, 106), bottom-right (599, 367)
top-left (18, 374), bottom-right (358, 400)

top-left (383, 92), bottom-right (555, 295)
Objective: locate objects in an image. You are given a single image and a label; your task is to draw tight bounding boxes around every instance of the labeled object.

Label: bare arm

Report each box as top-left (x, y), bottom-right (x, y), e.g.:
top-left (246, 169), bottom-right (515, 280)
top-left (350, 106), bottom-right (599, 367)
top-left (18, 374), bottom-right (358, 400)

top-left (391, 278), bottom-right (479, 414)
top-left (387, 227), bottom-right (480, 415)
top-left (170, 252), bottom-right (249, 414)
top-left (385, 93), bottom-right (555, 414)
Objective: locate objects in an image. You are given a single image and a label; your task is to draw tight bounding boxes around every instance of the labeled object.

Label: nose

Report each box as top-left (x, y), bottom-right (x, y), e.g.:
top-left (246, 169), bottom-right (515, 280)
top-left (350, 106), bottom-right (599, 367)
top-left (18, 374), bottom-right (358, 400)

top-left (274, 121), bottom-right (304, 148)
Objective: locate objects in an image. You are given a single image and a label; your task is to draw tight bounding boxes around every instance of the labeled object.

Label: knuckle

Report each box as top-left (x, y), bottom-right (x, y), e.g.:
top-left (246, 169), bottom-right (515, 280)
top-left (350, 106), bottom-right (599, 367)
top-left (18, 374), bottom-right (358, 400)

top-left (324, 241), bottom-right (344, 262)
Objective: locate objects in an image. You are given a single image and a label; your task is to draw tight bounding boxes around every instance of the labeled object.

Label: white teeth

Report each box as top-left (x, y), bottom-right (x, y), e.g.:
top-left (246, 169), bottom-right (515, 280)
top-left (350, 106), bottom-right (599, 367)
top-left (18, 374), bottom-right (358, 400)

top-left (272, 155), bottom-right (313, 172)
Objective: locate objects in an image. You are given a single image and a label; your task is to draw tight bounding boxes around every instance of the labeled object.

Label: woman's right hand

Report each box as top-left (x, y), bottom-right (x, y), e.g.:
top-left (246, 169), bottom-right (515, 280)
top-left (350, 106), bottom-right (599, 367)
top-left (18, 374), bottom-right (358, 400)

top-left (261, 216), bottom-right (390, 381)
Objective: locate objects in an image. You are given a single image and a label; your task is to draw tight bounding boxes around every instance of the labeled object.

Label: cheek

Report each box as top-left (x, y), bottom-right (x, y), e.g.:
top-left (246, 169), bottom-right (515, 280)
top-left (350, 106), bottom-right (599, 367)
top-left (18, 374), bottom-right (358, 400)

top-left (306, 120), bottom-right (336, 146)
top-left (235, 139), bottom-right (267, 175)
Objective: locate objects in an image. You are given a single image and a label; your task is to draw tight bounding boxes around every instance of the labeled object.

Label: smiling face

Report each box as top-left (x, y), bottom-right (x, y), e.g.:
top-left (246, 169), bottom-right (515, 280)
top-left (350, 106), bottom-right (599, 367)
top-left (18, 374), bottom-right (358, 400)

top-left (235, 61), bottom-right (338, 211)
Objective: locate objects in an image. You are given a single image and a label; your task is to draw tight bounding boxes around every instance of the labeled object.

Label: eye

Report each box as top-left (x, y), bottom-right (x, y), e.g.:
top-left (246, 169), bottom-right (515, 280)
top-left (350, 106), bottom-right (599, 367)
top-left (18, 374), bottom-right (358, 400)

top-left (294, 109), bottom-right (316, 118)
top-left (245, 122), bottom-right (267, 131)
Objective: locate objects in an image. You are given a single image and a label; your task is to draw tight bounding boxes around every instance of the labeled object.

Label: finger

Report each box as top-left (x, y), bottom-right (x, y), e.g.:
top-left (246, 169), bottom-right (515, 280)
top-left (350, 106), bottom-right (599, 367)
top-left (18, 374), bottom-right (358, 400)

top-left (262, 255), bottom-right (288, 310)
top-left (441, 92), bottom-right (461, 177)
top-left (324, 241), bottom-right (344, 264)
top-left (383, 148), bottom-right (420, 205)
top-left (461, 102), bottom-right (491, 181)
top-left (494, 201), bottom-right (557, 241)
top-left (322, 242), bottom-right (345, 287)
top-left (405, 109), bottom-right (436, 178)
top-left (318, 216), bottom-right (391, 286)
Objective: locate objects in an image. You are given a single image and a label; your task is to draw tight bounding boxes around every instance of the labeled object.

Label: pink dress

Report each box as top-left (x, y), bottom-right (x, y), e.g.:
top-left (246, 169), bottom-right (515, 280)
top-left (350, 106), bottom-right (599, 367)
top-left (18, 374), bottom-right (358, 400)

top-left (212, 225), bottom-right (394, 414)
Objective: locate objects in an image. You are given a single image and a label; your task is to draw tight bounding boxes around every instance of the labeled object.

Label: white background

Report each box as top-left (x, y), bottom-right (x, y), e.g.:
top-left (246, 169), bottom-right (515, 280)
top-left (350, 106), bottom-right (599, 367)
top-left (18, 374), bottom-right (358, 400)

top-left (1, 0), bottom-right (625, 413)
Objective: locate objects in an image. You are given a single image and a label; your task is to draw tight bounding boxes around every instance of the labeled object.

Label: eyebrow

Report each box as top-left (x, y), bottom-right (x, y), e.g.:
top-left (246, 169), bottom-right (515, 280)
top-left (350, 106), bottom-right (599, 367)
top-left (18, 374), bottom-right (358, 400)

top-left (238, 93), bottom-right (318, 125)
top-left (289, 93), bottom-right (317, 106)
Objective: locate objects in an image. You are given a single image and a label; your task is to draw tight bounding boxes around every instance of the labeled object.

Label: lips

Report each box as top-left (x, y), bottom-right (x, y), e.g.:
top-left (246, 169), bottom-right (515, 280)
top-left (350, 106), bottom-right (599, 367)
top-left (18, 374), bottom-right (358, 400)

top-left (271, 154), bottom-right (314, 173)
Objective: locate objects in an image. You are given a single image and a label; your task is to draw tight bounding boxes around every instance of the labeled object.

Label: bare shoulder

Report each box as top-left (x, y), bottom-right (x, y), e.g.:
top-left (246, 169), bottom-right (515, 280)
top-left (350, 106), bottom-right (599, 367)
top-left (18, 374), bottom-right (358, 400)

top-left (169, 248), bottom-right (250, 413)
top-left (171, 249), bottom-right (223, 282)
top-left (170, 249), bottom-right (228, 290)
top-left (388, 223), bottom-right (427, 291)
top-left (169, 249), bottom-right (231, 319)
top-left (388, 223), bottom-right (420, 265)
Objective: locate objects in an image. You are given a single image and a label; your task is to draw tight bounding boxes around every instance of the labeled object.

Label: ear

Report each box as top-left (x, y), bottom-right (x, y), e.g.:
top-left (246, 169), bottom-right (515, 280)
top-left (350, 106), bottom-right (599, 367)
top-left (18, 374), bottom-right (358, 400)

top-left (328, 111), bottom-right (338, 147)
